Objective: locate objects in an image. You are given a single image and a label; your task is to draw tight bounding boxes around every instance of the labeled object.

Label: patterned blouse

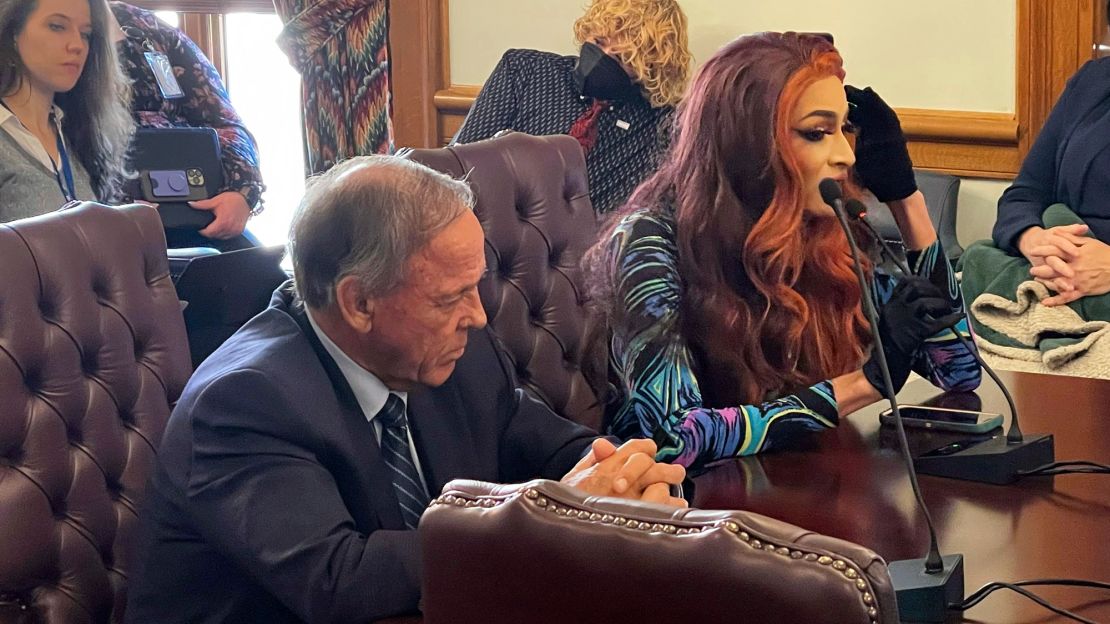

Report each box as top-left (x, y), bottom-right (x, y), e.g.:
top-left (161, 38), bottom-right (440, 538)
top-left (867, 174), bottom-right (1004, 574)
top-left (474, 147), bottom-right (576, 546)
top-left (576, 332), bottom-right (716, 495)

top-left (454, 49), bottom-right (673, 215)
top-left (606, 207), bottom-right (982, 471)
top-left (110, 2), bottom-right (264, 208)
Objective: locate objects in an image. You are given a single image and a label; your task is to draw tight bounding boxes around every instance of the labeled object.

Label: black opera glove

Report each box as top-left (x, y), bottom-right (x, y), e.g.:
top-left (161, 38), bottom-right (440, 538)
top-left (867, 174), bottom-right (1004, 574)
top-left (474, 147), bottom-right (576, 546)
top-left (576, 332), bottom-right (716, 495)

top-left (862, 276), bottom-right (964, 395)
top-left (845, 85), bottom-right (917, 203)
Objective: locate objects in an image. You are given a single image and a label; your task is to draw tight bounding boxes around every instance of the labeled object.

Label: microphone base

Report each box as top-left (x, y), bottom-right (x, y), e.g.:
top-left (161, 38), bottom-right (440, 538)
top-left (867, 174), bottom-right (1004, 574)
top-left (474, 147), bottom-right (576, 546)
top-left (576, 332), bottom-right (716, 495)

top-left (889, 553), bottom-right (964, 623)
top-left (914, 432), bottom-right (1054, 485)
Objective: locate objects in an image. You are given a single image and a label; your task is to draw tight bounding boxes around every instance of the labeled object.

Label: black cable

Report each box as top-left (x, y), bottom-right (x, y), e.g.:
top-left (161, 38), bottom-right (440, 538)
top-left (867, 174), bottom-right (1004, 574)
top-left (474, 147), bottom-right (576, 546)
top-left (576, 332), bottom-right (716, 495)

top-left (1018, 460), bottom-right (1110, 477)
top-left (847, 199), bottom-right (1024, 442)
top-left (950, 579), bottom-right (1110, 623)
top-left (822, 182), bottom-right (945, 573)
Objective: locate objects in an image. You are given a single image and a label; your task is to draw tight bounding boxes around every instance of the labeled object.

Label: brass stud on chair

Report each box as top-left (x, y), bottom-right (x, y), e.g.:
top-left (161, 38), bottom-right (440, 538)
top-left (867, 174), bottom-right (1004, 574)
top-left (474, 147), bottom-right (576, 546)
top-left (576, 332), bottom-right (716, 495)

top-left (804, 553), bottom-right (819, 562)
top-left (790, 550), bottom-right (804, 559)
top-left (862, 593), bottom-right (874, 605)
top-left (524, 489), bottom-right (538, 499)
top-left (775, 547), bottom-right (790, 556)
top-left (601, 514), bottom-right (614, 523)
top-left (750, 539), bottom-right (763, 549)
top-left (856, 579), bottom-right (867, 590)
top-left (844, 568), bottom-right (858, 579)
top-left (739, 531), bottom-right (751, 542)
top-left (723, 521), bottom-right (740, 533)
top-left (536, 496), bottom-right (548, 508)
top-left (818, 556), bottom-right (833, 565)
top-left (832, 560), bottom-right (847, 571)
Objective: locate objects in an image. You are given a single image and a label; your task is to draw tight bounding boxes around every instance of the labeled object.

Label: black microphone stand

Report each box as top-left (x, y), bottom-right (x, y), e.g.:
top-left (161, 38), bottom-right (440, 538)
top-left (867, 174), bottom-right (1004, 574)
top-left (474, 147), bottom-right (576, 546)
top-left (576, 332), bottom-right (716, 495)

top-left (843, 198), bottom-right (1055, 485)
top-left (819, 179), bottom-right (963, 623)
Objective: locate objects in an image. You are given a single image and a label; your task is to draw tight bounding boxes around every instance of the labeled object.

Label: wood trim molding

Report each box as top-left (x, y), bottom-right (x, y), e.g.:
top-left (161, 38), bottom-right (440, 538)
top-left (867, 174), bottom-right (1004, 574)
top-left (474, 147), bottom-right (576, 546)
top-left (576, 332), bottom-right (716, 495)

top-left (390, 0), bottom-right (449, 148)
top-left (180, 13), bottom-right (227, 79)
top-left (394, 1), bottom-right (1105, 180)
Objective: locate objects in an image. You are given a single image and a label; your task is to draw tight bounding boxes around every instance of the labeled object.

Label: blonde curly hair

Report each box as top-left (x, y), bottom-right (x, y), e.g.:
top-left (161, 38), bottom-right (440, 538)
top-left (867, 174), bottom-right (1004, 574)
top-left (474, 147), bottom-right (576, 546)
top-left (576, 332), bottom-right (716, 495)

top-left (573, 0), bottom-right (692, 108)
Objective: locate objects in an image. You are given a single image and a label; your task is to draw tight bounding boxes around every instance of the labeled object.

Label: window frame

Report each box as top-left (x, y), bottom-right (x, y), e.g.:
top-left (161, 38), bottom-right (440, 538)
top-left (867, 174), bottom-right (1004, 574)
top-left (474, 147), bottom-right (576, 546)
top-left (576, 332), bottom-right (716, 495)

top-left (126, 1), bottom-right (278, 80)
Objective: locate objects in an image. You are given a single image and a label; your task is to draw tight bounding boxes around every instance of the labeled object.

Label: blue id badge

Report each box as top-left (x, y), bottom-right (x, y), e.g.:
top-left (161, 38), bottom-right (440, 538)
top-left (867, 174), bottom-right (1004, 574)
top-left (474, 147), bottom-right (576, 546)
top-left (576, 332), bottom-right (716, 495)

top-left (144, 51), bottom-right (184, 99)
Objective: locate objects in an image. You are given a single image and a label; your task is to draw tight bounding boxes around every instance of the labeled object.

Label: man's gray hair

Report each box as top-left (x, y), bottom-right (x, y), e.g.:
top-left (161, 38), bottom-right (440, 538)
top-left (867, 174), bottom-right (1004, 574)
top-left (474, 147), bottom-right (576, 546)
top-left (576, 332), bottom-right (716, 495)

top-left (289, 156), bottom-right (475, 309)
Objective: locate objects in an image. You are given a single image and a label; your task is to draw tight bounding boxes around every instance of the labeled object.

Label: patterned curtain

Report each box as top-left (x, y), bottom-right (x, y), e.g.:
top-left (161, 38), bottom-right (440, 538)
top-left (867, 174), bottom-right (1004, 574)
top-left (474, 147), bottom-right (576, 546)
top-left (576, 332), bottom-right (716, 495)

top-left (274, 0), bottom-right (393, 175)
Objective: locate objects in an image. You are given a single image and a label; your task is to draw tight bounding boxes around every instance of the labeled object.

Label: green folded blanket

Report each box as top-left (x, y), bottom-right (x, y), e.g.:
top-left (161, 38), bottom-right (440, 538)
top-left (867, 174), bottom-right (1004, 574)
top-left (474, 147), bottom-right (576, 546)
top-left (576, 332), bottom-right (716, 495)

top-left (958, 204), bottom-right (1110, 363)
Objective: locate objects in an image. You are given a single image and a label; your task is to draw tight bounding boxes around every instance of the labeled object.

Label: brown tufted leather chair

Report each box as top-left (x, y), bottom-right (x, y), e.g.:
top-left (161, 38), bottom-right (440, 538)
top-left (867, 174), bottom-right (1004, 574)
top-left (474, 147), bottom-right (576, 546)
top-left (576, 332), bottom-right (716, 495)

top-left (400, 133), bottom-right (603, 430)
top-left (421, 479), bottom-right (899, 624)
top-left (0, 203), bottom-right (191, 623)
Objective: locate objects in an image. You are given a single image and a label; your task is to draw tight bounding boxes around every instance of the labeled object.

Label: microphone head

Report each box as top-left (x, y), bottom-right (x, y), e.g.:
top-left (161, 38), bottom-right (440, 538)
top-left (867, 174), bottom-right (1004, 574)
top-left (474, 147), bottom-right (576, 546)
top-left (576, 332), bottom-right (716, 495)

top-left (818, 178), bottom-right (843, 207)
top-left (843, 198), bottom-right (868, 221)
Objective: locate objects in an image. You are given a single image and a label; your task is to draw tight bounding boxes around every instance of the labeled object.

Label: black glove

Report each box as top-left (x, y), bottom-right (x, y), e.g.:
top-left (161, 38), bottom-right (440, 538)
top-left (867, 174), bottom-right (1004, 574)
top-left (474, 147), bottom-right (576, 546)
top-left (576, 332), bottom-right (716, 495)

top-left (845, 85), bottom-right (917, 203)
top-left (862, 276), bottom-right (964, 395)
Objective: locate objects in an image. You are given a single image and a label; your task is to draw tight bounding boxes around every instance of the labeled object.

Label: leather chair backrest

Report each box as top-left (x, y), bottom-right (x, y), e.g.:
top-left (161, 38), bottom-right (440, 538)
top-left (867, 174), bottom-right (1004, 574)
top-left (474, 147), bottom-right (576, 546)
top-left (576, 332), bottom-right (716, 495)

top-left (865, 170), bottom-right (963, 261)
top-left (420, 479), bottom-right (899, 624)
top-left (0, 203), bottom-right (191, 623)
top-left (401, 133), bottom-right (603, 430)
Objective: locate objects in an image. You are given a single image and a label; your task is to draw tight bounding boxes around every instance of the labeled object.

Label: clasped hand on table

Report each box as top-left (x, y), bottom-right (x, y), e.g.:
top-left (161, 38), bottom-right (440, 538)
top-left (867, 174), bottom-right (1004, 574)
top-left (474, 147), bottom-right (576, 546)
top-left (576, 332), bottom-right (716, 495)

top-left (560, 438), bottom-right (687, 508)
top-left (1019, 224), bottom-right (1110, 306)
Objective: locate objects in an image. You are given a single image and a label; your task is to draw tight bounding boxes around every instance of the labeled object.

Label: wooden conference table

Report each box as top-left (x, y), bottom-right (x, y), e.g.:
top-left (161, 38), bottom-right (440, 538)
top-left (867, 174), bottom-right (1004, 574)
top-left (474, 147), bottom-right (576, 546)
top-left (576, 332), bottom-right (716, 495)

top-left (693, 370), bottom-right (1110, 623)
top-left (378, 370), bottom-right (1108, 624)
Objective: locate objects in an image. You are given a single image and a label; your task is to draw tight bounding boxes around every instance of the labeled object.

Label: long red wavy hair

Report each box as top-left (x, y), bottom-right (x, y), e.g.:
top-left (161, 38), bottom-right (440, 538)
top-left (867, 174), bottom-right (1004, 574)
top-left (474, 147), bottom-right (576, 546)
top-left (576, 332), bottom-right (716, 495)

top-left (586, 32), bottom-right (873, 407)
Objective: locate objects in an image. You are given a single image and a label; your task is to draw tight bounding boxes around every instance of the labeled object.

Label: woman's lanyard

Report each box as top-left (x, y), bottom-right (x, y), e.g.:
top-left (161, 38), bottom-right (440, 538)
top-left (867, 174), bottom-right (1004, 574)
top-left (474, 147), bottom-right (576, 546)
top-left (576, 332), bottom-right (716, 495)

top-left (50, 113), bottom-right (77, 202)
top-left (0, 99), bottom-right (77, 201)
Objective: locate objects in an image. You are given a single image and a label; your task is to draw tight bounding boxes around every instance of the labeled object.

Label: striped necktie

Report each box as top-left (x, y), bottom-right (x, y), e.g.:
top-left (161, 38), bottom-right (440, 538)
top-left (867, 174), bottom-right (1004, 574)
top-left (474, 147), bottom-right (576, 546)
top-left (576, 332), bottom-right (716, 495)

top-left (376, 394), bottom-right (430, 529)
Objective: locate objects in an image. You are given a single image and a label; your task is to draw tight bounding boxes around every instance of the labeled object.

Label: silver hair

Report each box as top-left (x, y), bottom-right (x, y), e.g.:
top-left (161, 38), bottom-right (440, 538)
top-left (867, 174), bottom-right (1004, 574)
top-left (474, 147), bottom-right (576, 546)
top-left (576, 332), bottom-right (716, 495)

top-left (289, 155), bottom-right (476, 309)
top-left (0, 0), bottom-right (134, 201)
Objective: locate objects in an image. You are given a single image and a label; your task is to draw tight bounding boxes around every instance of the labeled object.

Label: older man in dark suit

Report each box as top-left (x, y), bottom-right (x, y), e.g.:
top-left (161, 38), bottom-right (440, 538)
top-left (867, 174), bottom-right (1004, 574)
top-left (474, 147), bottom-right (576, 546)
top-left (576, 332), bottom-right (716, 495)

top-left (125, 156), bottom-right (685, 623)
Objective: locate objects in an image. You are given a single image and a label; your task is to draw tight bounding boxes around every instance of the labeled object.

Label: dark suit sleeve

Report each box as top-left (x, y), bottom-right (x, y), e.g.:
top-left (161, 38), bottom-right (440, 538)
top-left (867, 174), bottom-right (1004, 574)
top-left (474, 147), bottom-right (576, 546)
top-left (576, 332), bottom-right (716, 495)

top-left (993, 61), bottom-right (1094, 254)
top-left (453, 50), bottom-right (523, 144)
top-left (472, 329), bottom-right (601, 482)
top-left (183, 369), bottom-right (420, 623)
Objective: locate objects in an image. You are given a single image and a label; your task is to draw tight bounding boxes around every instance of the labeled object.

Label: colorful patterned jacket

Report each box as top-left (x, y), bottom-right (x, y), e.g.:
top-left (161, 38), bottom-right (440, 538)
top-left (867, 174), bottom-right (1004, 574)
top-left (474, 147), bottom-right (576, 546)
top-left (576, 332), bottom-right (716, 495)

top-left (605, 207), bottom-right (982, 471)
top-left (111, 2), bottom-right (264, 209)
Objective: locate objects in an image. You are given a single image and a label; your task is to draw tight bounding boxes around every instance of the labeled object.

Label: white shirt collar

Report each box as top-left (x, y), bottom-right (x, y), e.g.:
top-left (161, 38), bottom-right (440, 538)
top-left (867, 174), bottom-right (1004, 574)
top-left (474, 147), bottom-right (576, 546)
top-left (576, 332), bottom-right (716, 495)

top-left (0, 103), bottom-right (66, 124)
top-left (0, 103), bottom-right (69, 172)
top-left (305, 308), bottom-right (407, 423)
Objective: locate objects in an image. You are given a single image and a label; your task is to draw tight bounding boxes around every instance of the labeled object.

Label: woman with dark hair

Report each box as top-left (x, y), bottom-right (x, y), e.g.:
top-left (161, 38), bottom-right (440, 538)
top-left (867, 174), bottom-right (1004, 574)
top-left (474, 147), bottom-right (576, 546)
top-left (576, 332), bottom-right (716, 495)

top-left (584, 32), bottom-right (981, 470)
top-left (0, 0), bottom-right (132, 221)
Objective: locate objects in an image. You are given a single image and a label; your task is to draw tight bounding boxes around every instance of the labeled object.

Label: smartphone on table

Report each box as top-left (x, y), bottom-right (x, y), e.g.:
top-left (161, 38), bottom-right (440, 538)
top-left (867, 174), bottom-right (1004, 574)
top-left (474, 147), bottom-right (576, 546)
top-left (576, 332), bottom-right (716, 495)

top-left (879, 392), bottom-right (1003, 434)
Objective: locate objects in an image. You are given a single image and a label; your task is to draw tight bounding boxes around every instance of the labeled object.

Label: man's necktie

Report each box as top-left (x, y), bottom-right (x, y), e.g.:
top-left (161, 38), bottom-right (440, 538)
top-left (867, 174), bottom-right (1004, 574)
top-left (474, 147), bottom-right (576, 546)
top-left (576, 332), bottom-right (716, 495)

top-left (568, 99), bottom-right (607, 155)
top-left (376, 394), bottom-right (430, 529)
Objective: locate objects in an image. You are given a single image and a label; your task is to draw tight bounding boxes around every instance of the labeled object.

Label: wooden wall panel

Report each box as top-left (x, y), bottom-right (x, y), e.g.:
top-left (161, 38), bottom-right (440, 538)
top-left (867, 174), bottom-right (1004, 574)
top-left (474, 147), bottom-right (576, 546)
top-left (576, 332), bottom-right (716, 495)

top-left (391, 0), bottom-right (1105, 182)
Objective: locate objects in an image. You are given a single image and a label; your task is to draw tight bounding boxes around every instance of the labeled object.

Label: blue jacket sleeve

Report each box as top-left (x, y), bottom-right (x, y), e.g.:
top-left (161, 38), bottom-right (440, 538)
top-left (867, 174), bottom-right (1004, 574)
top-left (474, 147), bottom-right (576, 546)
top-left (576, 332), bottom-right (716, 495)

top-left (873, 241), bottom-right (982, 391)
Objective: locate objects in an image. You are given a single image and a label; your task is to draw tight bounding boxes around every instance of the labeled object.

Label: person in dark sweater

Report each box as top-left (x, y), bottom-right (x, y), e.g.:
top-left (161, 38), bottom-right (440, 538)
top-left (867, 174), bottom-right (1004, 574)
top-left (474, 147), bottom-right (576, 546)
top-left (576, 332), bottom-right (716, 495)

top-left (988, 5), bottom-right (1110, 308)
top-left (454, 0), bottom-right (691, 214)
top-left (0, 0), bottom-right (132, 222)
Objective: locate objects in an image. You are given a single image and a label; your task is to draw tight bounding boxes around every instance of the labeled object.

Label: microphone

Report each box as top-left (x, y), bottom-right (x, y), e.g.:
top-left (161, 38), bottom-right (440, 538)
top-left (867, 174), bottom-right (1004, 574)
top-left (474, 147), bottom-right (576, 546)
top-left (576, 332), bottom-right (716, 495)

top-left (841, 197), bottom-right (1054, 485)
top-left (819, 178), bottom-right (963, 622)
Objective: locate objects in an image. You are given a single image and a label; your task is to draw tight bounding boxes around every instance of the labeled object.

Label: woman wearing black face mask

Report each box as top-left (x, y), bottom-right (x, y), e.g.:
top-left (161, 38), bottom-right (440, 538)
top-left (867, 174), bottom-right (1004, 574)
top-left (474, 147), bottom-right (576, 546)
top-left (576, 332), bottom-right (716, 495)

top-left (453, 0), bottom-right (691, 214)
